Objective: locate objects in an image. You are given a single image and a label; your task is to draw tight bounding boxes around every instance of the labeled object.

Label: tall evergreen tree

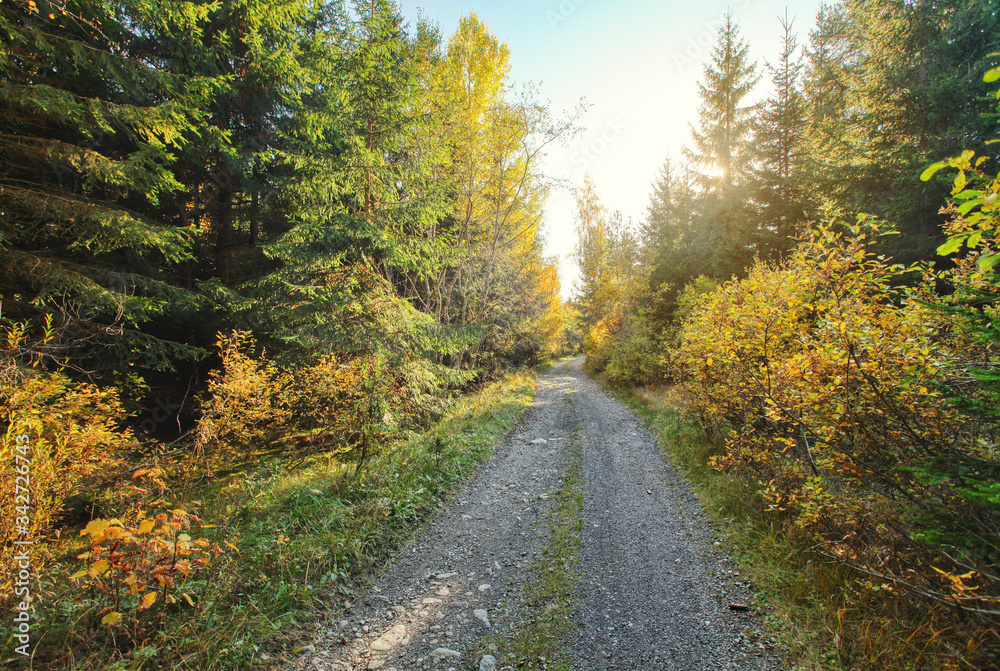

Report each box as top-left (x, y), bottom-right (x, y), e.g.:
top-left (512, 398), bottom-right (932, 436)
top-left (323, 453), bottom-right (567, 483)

top-left (644, 158), bottom-right (712, 318)
top-left (752, 11), bottom-right (808, 260)
top-left (250, 1), bottom-right (463, 364)
top-left (682, 12), bottom-right (760, 274)
top-left (684, 12), bottom-right (759, 198)
top-left (0, 0), bottom-right (209, 379)
top-left (801, 0), bottom-right (1000, 264)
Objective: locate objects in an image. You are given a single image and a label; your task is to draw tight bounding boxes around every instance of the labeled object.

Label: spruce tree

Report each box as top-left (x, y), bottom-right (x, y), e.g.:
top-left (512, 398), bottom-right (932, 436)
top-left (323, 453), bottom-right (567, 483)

top-left (683, 12), bottom-right (760, 275)
top-left (0, 0), bottom-right (206, 378)
top-left (801, 0), bottom-right (1000, 264)
top-left (684, 12), bottom-right (759, 198)
top-left (752, 11), bottom-right (808, 260)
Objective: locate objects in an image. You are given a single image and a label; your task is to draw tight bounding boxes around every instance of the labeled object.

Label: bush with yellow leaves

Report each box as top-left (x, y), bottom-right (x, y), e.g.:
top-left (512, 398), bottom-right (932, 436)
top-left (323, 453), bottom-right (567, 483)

top-left (72, 507), bottom-right (224, 634)
top-left (194, 332), bottom-right (406, 474)
top-left (193, 331), bottom-right (294, 464)
top-left (1, 320), bottom-right (134, 604)
top-left (674, 219), bottom-right (1000, 661)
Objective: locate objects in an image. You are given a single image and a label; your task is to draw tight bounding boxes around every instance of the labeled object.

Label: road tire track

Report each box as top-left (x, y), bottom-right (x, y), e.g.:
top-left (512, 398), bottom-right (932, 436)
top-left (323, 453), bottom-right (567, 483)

top-left (292, 358), bottom-right (780, 671)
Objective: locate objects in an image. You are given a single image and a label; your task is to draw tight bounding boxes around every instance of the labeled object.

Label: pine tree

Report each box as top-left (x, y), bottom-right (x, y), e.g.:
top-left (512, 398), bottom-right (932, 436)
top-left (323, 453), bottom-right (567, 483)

top-left (0, 0), bottom-right (207, 378)
top-left (249, 1), bottom-right (447, 357)
top-left (153, 0), bottom-right (332, 288)
top-left (800, 0), bottom-right (1000, 264)
top-left (644, 158), bottom-right (717, 319)
top-left (642, 157), bottom-right (674, 257)
top-left (752, 11), bottom-right (808, 260)
top-left (682, 12), bottom-right (761, 274)
top-left (684, 12), bottom-right (759, 198)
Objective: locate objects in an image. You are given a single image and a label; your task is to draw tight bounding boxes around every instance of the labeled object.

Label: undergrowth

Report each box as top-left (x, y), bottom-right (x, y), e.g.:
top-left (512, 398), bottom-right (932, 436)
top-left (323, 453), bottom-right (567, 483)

top-left (12, 372), bottom-right (535, 670)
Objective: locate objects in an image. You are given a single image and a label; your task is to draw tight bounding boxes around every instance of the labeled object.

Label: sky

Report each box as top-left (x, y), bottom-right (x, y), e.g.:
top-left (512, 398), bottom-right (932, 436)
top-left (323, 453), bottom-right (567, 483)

top-left (396, 0), bottom-right (827, 297)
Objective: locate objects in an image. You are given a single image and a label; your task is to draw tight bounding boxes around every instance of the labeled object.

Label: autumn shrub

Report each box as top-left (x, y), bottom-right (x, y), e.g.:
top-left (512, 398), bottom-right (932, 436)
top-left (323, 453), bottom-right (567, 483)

top-left (604, 311), bottom-right (669, 388)
top-left (674, 219), bottom-right (1000, 666)
top-left (193, 331), bottom-right (294, 465)
top-left (582, 307), bottom-right (623, 374)
top-left (70, 508), bottom-right (225, 636)
top-left (291, 351), bottom-right (404, 472)
top-left (673, 275), bottom-right (719, 323)
top-left (0, 321), bottom-right (134, 605)
top-left (195, 332), bottom-right (410, 475)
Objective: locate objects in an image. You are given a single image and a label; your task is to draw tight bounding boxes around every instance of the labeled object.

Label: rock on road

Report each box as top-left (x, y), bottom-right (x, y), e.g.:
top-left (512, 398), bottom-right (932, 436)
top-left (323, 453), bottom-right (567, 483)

top-left (293, 358), bottom-right (781, 671)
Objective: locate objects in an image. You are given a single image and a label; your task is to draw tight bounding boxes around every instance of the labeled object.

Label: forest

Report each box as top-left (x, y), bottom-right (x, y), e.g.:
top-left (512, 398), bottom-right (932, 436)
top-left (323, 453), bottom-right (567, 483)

top-left (574, 1), bottom-right (1000, 668)
top-left (3, 0), bottom-right (1000, 668)
top-left (0, 0), bottom-right (568, 667)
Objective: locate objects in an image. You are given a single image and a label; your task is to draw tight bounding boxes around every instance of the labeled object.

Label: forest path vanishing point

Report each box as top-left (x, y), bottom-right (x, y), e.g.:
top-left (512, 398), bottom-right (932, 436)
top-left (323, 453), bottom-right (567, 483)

top-left (293, 359), bottom-right (783, 671)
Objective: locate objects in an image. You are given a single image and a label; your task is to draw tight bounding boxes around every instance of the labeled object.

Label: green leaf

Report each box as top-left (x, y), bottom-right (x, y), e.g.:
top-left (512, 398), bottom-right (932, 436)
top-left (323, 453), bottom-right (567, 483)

top-left (937, 236), bottom-right (965, 256)
top-left (920, 160), bottom-right (948, 182)
top-left (957, 199), bottom-right (982, 216)
top-left (953, 170), bottom-right (967, 193)
top-left (977, 254), bottom-right (1000, 270)
top-left (953, 190), bottom-right (980, 200)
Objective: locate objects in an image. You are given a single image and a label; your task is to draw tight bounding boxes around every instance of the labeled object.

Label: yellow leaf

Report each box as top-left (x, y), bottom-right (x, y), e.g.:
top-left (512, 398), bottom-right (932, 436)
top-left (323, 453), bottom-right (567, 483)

top-left (71, 569), bottom-right (89, 580)
top-left (82, 519), bottom-right (111, 537)
top-left (89, 559), bottom-right (110, 577)
top-left (139, 592), bottom-right (157, 610)
top-left (137, 518), bottom-right (155, 535)
top-left (101, 612), bottom-right (122, 626)
top-left (182, 592), bottom-right (195, 606)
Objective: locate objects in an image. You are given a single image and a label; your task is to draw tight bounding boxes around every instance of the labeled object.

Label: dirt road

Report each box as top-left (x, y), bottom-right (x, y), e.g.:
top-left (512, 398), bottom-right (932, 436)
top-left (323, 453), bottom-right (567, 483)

top-left (294, 358), bottom-right (781, 671)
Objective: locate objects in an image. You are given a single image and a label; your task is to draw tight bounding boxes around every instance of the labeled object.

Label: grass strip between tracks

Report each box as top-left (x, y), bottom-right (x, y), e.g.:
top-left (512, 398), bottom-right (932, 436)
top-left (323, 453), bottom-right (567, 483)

top-left (482, 423), bottom-right (584, 671)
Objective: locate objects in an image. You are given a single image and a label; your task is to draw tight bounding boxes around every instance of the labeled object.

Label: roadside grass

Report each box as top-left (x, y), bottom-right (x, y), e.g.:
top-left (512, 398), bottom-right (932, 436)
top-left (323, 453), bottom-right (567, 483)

top-left (605, 382), bottom-right (954, 671)
top-left (473, 427), bottom-right (584, 671)
top-left (29, 372), bottom-right (536, 671)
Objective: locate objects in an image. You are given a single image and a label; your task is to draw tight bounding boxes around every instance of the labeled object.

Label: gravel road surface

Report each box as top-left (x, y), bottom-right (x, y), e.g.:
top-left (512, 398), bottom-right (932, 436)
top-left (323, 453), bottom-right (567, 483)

top-left (293, 358), bottom-right (781, 671)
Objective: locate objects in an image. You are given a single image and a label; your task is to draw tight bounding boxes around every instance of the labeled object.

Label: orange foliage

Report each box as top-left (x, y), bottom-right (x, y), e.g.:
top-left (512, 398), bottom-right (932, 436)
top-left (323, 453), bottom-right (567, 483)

top-left (1, 322), bottom-right (134, 603)
top-left (72, 507), bottom-right (224, 631)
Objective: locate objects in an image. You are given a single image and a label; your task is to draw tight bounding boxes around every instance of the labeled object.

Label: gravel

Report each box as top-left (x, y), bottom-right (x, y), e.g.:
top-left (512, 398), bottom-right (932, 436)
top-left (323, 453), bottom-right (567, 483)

top-left (567, 363), bottom-right (780, 670)
top-left (291, 358), bottom-right (782, 671)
